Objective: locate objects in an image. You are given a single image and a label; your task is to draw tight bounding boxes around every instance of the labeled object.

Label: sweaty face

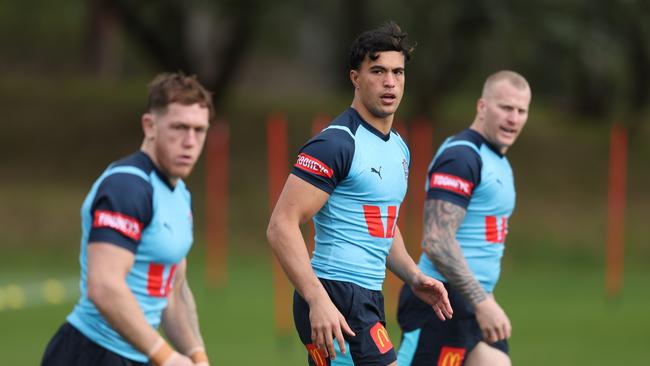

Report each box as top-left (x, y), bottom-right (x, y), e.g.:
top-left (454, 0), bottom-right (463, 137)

top-left (147, 103), bottom-right (209, 183)
top-left (352, 51), bottom-right (405, 122)
top-left (475, 81), bottom-right (531, 154)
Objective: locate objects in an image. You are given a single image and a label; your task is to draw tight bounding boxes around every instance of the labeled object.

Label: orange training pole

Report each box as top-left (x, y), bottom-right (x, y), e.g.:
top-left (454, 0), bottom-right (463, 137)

top-left (205, 120), bottom-right (229, 288)
top-left (408, 118), bottom-right (434, 257)
top-left (605, 122), bottom-right (627, 299)
top-left (266, 113), bottom-right (293, 334)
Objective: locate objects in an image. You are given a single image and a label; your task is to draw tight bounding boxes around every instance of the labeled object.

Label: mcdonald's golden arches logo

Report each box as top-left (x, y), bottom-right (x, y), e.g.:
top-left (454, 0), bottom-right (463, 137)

top-left (370, 322), bottom-right (393, 354)
top-left (306, 343), bottom-right (327, 366)
top-left (437, 346), bottom-right (466, 366)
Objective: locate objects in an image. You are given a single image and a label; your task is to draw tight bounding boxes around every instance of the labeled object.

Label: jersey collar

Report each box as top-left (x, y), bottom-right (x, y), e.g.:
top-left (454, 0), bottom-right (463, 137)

top-left (466, 128), bottom-right (504, 158)
top-left (137, 151), bottom-right (178, 191)
top-left (349, 107), bottom-right (392, 142)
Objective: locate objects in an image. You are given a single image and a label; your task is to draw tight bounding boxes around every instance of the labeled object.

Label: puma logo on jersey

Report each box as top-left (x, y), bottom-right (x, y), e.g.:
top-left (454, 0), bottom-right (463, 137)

top-left (370, 166), bottom-right (382, 179)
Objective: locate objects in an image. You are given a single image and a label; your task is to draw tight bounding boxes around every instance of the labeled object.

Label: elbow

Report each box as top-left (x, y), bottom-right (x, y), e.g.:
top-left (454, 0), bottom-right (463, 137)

top-left (87, 280), bottom-right (104, 306)
top-left (266, 219), bottom-right (281, 250)
top-left (267, 214), bottom-right (294, 254)
top-left (421, 237), bottom-right (442, 262)
top-left (87, 273), bottom-right (117, 307)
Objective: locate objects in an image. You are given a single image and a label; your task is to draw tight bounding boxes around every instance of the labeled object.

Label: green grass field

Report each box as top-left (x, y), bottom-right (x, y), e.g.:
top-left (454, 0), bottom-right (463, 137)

top-left (1, 245), bottom-right (649, 365)
top-left (1, 77), bottom-right (649, 365)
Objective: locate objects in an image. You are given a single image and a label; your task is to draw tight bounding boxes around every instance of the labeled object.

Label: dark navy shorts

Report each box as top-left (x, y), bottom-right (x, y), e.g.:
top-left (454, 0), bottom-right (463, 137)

top-left (396, 283), bottom-right (508, 366)
top-left (293, 278), bottom-right (397, 365)
top-left (41, 322), bottom-right (151, 366)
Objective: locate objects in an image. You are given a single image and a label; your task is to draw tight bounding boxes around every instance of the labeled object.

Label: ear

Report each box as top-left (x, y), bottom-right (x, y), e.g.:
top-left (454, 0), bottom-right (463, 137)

top-left (142, 113), bottom-right (156, 140)
top-left (350, 69), bottom-right (359, 89)
top-left (476, 98), bottom-right (486, 117)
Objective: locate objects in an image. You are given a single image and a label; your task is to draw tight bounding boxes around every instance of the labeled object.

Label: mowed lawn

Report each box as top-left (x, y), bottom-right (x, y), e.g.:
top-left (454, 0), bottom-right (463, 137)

top-left (1, 247), bottom-right (648, 366)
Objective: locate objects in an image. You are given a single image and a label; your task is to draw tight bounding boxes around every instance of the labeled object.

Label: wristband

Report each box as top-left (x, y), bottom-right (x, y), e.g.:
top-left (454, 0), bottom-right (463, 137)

top-left (148, 337), bottom-right (174, 366)
top-left (188, 346), bottom-right (209, 363)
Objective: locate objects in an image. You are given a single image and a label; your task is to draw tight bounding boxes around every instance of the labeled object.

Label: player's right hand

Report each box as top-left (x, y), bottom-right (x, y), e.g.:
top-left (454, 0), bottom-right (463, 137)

top-left (474, 295), bottom-right (511, 343)
top-left (308, 295), bottom-right (356, 360)
top-left (160, 351), bottom-right (194, 366)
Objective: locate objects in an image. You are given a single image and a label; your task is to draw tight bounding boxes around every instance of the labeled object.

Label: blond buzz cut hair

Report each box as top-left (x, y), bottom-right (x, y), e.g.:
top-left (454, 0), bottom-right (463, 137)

top-left (481, 70), bottom-right (530, 98)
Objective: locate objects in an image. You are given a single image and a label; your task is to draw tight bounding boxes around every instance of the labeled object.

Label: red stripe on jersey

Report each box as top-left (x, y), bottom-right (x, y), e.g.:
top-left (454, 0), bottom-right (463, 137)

top-left (385, 205), bottom-right (397, 238)
top-left (486, 216), bottom-right (509, 243)
top-left (363, 205), bottom-right (385, 238)
top-left (485, 216), bottom-right (499, 243)
top-left (294, 153), bottom-right (334, 178)
top-left (92, 210), bottom-right (143, 241)
top-left (429, 173), bottom-right (474, 197)
top-left (163, 264), bottom-right (178, 295)
top-left (147, 263), bottom-right (165, 297)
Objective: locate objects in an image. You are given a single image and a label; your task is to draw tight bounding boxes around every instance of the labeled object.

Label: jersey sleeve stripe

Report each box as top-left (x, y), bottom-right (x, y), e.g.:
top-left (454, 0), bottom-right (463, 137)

top-left (294, 153), bottom-right (334, 178)
top-left (323, 125), bottom-right (355, 138)
top-left (92, 210), bottom-right (143, 241)
top-left (429, 173), bottom-right (474, 197)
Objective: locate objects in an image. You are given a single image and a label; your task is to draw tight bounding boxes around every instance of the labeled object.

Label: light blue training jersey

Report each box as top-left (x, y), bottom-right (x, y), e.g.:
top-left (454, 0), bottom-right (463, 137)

top-left (292, 107), bottom-right (410, 290)
top-left (67, 151), bottom-right (193, 362)
top-left (418, 129), bottom-right (515, 292)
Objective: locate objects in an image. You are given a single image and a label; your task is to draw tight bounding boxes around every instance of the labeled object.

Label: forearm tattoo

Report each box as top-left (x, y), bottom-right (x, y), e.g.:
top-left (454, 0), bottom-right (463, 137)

top-left (422, 199), bottom-right (487, 306)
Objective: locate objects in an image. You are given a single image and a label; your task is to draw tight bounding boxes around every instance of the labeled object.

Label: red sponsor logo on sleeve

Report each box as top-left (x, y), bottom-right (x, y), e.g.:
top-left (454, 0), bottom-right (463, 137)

top-left (437, 346), bottom-right (466, 366)
top-left (294, 153), bottom-right (334, 178)
top-left (306, 344), bottom-right (327, 366)
top-left (429, 173), bottom-right (474, 197)
top-left (370, 322), bottom-right (393, 354)
top-left (92, 210), bottom-right (143, 241)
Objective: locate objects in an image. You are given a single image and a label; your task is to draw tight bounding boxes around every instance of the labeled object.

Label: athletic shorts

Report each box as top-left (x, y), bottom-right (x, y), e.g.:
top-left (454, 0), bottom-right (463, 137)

top-left (293, 278), bottom-right (397, 365)
top-left (396, 283), bottom-right (508, 366)
top-left (41, 322), bottom-right (150, 366)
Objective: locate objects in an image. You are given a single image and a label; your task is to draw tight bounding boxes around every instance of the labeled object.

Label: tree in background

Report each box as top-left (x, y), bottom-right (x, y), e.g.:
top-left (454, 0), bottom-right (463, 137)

top-left (87, 0), bottom-right (260, 109)
top-left (82, 0), bottom-right (649, 127)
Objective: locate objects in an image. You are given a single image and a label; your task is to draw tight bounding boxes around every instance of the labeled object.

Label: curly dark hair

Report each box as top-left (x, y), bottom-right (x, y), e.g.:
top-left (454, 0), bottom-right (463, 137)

top-left (349, 21), bottom-right (415, 71)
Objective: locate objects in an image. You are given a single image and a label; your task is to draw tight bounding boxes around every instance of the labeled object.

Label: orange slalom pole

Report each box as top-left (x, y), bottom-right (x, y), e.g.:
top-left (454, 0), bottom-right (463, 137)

top-left (266, 113), bottom-right (293, 334)
top-left (605, 122), bottom-right (627, 299)
top-left (205, 120), bottom-right (229, 288)
top-left (407, 118), bottom-right (434, 257)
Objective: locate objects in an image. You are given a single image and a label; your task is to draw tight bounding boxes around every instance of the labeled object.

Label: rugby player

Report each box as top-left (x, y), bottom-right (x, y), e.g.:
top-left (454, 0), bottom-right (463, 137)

top-left (42, 72), bottom-right (212, 366)
top-left (396, 70), bottom-right (531, 366)
top-left (267, 22), bottom-right (452, 366)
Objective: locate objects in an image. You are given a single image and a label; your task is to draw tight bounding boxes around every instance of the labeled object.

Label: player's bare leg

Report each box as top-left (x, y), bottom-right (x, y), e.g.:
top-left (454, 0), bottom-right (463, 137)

top-left (465, 341), bottom-right (511, 366)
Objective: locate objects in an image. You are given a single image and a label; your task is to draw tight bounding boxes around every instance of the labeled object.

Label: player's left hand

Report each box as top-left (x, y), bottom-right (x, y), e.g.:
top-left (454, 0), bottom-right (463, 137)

top-left (410, 272), bottom-right (453, 321)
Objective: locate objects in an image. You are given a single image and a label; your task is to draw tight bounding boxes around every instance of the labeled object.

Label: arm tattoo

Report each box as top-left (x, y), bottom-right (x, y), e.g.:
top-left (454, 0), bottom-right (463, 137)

top-left (422, 199), bottom-right (487, 306)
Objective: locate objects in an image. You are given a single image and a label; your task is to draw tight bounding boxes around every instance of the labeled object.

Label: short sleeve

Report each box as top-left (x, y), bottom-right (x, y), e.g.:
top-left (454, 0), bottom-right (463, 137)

top-left (88, 173), bottom-right (153, 253)
top-left (291, 128), bottom-right (355, 194)
top-left (426, 146), bottom-right (482, 208)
